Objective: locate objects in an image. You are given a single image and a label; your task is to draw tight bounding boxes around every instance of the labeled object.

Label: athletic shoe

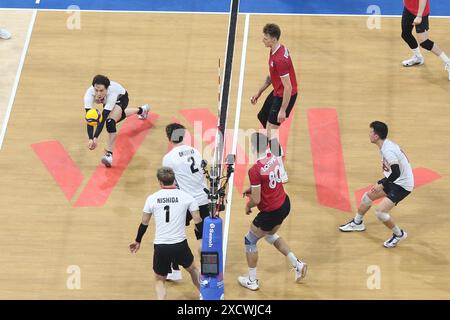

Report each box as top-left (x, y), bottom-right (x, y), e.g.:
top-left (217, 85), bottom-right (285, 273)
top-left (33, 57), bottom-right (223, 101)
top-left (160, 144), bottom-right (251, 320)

top-left (339, 219), bottom-right (366, 232)
top-left (101, 152), bottom-right (113, 168)
top-left (383, 230), bottom-right (407, 248)
top-left (294, 260), bottom-right (307, 283)
top-left (445, 63), bottom-right (450, 81)
top-left (0, 28), bottom-right (11, 40)
top-left (138, 104), bottom-right (149, 120)
top-left (238, 275), bottom-right (259, 291)
top-left (166, 269), bottom-right (182, 281)
top-left (402, 55), bottom-right (424, 67)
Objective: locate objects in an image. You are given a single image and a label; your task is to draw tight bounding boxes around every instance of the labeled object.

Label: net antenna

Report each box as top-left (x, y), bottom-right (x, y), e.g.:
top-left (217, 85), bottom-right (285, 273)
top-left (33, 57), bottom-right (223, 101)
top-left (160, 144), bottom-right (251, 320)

top-left (208, 58), bottom-right (223, 218)
top-left (210, 0), bottom-right (239, 216)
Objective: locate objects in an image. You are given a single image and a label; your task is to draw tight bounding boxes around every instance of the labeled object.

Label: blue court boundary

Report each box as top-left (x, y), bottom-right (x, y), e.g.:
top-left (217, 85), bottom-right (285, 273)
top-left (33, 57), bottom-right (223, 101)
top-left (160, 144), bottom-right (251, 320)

top-left (1, 0), bottom-right (450, 16)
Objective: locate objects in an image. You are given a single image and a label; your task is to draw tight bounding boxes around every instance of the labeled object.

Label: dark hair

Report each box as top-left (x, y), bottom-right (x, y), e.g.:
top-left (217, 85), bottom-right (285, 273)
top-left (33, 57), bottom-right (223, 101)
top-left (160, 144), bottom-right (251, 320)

top-left (370, 121), bottom-right (388, 140)
top-left (92, 75), bottom-right (110, 89)
top-left (263, 23), bottom-right (281, 40)
top-left (157, 167), bottom-right (176, 186)
top-left (165, 123), bottom-right (185, 143)
top-left (251, 132), bottom-right (268, 154)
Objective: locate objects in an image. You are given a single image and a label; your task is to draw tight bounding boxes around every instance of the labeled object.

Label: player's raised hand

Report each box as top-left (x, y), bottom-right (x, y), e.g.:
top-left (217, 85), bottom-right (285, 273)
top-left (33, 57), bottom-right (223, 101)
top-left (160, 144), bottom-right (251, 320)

top-left (129, 241), bottom-right (141, 254)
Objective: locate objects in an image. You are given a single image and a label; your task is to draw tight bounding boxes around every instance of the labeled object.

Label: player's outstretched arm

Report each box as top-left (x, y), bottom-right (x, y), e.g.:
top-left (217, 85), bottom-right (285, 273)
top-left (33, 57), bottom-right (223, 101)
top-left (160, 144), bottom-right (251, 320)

top-left (85, 108), bottom-right (97, 150)
top-left (86, 124), bottom-right (97, 150)
top-left (93, 109), bottom-right (111, 139)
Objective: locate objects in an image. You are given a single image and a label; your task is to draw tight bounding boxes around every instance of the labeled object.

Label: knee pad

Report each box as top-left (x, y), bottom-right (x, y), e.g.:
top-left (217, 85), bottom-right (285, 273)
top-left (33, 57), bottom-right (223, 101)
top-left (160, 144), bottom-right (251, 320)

top-left (375, 211), bottom-right (391, 222)
top-left (420, 39), bottom-right (434, 51)
top-left (244, 231), bottom-right (260, 253)
top-left (361, 192), bottom-right (373, 207)
top-left (264, 233), bottom-right (280, 245)
top-left (106, 118), bottom-right (117, 133)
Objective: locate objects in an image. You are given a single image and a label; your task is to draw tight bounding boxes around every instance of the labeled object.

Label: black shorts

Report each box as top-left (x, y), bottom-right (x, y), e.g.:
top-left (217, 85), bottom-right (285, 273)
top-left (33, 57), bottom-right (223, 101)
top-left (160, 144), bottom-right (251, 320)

top-left (186, 204), bottom-right (210, 240)
top-left (102, 91), bottom-right (129, 110)
top-left (116, 91), bottom-right (129, 110)
top-left (153, 239), bottom-right (194, 276)
top-left (102, 91), bottom-right (129, 122)
top-left (252, 195), bottom-right (290, 231)
top-left (257, 91), bottom-right (297, 128)
top-left (402, 7), bottom-right (429, 33)
top-left (383, 182), bottom-right (411, 205)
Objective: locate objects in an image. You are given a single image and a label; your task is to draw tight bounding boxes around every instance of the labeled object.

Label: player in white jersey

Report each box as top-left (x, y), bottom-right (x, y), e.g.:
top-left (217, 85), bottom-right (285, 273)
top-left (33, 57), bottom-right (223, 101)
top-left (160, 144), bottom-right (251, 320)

top-left (84, 75), bottom-right (149, 167)
top-left (339, 121), bottom-right (413, 248)
top-left (129, 167), bottom-right (202, 300)
top-left (162, 123), bottom-right (210, 281)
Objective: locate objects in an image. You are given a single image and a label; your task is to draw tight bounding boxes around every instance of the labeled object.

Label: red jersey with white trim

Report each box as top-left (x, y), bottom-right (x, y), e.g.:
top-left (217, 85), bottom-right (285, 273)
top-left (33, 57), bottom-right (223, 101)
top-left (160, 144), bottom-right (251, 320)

top-left (248, 153), bottom-right (286, 212)
top-left (268, 44), bottom-right (298, 97)
top-left (404, 0), bottom-right (430, 16)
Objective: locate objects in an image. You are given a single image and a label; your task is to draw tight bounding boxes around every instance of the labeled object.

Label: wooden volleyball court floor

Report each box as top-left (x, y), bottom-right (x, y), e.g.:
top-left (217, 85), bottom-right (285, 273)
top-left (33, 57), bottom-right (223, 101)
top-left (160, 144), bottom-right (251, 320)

top-left (0, 9), bottom-right (449, 299)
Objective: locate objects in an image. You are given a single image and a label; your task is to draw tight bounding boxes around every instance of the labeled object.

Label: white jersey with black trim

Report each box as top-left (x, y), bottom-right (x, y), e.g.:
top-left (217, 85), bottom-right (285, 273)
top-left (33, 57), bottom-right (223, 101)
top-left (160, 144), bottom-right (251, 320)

top-left (84, 80), bottom-right (126, 111)
top-left (162, 145), bottom-right (209, 206)
top-left (380, 139), bottom-right (414, 192)
top-left (143, 187), bottom-right (199, 245)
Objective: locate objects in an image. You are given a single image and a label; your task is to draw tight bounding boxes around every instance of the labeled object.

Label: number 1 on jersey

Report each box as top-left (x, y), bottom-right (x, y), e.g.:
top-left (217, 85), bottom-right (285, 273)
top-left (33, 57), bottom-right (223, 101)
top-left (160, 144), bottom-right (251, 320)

top-left (164, 205), bottom-right (170, 223)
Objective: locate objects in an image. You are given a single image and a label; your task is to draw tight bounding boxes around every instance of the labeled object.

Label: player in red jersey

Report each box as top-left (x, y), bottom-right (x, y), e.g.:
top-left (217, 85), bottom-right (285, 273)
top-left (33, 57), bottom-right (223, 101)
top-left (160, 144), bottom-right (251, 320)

top-left (250, 23), bottom-right (298, 183)
top-left (401, 0), bottom-right (450, 79)
top-left (237, 132), bottom-right (307, 291)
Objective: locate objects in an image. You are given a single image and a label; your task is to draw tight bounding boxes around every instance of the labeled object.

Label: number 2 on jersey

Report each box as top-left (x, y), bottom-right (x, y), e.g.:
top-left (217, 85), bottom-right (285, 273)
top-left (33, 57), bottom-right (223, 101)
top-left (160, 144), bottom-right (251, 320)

top-left (188, 156), bottom-right (199, 173)
top-left (164, 205), bottom-right (170, 223)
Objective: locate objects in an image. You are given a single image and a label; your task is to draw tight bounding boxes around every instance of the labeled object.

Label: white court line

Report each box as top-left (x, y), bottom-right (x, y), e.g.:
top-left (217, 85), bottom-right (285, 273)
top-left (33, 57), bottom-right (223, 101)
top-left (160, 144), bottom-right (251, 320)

top-left (0, 7), bottom-right (228, 15)
top-left (222, 13), bottom-right (250, 273)
top-left (239, 12), bottom-right (450, 19)
top-left (1, 7), bottom-right (450, 18)
top-left (0, 10), bottom-right (37, 150)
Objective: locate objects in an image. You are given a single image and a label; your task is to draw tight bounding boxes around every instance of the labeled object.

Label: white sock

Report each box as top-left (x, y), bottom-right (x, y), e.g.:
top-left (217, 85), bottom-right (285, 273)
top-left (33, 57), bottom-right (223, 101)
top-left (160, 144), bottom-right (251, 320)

top-left (392, 226), bottom-right (402, 237)
top-left (287, 252), bottom-right (298, 267)
top-left (248, 268), bottom-right (257, 281)
top-left (354, 213), bottom-right (364, 224)
top-left (413, 48), bottom-right (422, 57)
top-left (439, 52), bottom-right (450, 64)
